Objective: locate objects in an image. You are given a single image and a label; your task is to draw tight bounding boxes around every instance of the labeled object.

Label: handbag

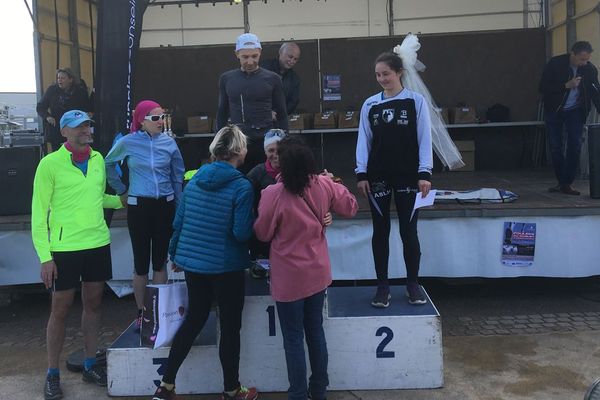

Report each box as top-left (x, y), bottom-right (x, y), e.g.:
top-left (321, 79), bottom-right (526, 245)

top-left (140, 281), bottom-right (188, 349)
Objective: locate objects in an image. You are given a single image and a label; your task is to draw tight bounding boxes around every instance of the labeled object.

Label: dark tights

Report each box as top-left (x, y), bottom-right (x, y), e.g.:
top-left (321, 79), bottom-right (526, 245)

top-left (162, 270), bottom-right (245, 392)
top-left (368, 178), bottom-right (421, 285)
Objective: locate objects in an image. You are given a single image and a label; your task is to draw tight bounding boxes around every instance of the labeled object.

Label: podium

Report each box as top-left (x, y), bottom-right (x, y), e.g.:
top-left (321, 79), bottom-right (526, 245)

top-left (107, 277), bottom-right (443, 396)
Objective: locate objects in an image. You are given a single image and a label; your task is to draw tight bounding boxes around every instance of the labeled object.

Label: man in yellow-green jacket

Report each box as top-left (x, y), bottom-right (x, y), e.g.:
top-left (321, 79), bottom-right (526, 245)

top-left (31, 110), bottom-right (125, 400)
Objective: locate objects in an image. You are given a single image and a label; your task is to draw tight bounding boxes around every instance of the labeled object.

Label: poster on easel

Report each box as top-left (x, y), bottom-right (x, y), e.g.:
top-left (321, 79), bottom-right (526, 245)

top-left (501, 222), bottom-right (536, 266)
top-left (322, 74), bottom-right (341, 101)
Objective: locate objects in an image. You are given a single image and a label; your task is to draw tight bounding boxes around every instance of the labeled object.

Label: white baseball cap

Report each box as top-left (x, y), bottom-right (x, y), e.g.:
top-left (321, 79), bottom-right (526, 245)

top-left (235, 33), bottom-right (261, 51)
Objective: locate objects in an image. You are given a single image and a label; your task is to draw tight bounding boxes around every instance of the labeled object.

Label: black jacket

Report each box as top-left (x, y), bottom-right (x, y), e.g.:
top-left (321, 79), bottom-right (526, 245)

top-left (216, 68), bottom-right (288, 132)
top-left (260, 58), bottom-right (300, 114)
top-left (36, 83), bottom-right (92, 121)
top-left (36, 83), bottom-right (92, 145)
top-left (246, 162), bottom-right (276, 213)
top-left (539, 53), bottom-right (600, 115)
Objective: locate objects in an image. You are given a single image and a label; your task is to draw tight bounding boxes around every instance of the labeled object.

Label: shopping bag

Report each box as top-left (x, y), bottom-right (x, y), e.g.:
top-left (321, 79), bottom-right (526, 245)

top-left (140, 281), bottom-right (188, 349)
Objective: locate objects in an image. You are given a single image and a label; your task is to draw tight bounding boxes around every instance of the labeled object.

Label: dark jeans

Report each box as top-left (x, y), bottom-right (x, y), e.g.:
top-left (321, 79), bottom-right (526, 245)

top-left (545, 108), bottom-right (585, 186)
top-left (368, 178), bottom-right (421, 285)
top-left (276, 290), bottom-right (329, 400)
top-left (162, 270), bottom-right (245, 391)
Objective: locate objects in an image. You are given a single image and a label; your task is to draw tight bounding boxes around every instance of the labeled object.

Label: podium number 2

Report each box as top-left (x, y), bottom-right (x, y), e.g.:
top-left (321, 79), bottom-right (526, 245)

top-left (376, 327), bottom-right (395, 358)
top-left (266, 305), bottom-right (276, 336)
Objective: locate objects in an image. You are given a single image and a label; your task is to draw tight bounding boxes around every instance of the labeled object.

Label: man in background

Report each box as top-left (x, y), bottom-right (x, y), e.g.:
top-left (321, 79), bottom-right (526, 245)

top-left (261, 42), bottom-right (301, 117)
top-left (539, 40), bottom-right (600, 195)
top-left (216, 33), bottom-right (288, 173)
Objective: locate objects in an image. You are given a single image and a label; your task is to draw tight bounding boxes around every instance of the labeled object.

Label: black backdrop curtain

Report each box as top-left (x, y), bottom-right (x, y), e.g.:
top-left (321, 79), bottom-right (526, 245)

top-left (94, 0), bottom-right (149, 156)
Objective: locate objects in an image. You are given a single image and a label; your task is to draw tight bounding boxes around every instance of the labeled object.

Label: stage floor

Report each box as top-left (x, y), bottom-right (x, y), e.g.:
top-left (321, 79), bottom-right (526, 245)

top-left (342, 168), bottom-right (600, 218)
top-left (2, 168), bottom-right (599, 230)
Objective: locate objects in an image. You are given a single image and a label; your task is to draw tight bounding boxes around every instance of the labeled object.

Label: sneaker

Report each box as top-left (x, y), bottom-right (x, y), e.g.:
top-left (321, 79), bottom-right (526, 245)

top-left (95, 349), bottom-right (107, 367)
top-left (221, 385), bottom-right (258, 400)
top-left (371, 285), bottom-right (391, 308)
top-left (152, 385), bottom-right (176, 400)
top-left (250, 261), bottom-right (268, 279)
top-left (560, 184), bottom-right (580, 195)
top-left (82, 364), bottom-right (107, 386)
top-left (44, 374), bottom-right (63, 400)
top-left (406, 283), bottom-right (427, 305)
top-left (548, 184), bottom-right (561, 193)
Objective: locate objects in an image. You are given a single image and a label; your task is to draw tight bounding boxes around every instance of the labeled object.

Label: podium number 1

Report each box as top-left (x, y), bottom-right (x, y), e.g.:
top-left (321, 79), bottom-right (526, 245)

top-left (376, 327), bottom-right (395, 358)
top-left (266, 305), bottom-right (276, 336)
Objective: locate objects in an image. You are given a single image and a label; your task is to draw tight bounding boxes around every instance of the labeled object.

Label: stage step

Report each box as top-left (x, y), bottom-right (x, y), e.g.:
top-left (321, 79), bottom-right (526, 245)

top-left (107, 278), bottom-right (443, 396)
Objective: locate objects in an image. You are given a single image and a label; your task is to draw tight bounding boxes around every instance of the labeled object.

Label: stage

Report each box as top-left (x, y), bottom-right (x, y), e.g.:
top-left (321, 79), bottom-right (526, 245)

top-left (1, 168), bottom-right (599, 286)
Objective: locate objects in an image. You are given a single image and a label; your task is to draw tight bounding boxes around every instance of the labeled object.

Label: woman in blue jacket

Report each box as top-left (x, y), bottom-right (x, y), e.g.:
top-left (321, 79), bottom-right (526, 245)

top-left (105, 100), bottom-right (185, 329)
top-left (152, 125), bottom-right (257, 400)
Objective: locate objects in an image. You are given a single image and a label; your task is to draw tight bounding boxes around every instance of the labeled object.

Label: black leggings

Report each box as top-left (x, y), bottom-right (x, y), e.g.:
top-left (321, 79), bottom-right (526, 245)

top-left (162, 270), bottom-right (245, 391)
top-left (368, 178), bottom-right (421, 285)
top-left (127, 197), bottom-right (175, 275)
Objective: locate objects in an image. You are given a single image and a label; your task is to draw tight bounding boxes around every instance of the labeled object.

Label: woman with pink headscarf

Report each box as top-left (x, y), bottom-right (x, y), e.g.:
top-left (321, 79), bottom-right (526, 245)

top-left (105, 100), bottom-right (185, 328)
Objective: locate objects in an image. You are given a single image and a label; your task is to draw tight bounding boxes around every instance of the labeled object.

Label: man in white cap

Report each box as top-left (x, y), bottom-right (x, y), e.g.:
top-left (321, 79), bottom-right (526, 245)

top-left (31, 109), bottom-right (125, 399)
top-left (216, 32), bottom-right (288, 173)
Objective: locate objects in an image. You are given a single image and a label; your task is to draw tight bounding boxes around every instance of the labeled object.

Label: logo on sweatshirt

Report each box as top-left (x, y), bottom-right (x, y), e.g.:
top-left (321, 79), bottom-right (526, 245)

top-left (382, 109), bottom-right (395, 123)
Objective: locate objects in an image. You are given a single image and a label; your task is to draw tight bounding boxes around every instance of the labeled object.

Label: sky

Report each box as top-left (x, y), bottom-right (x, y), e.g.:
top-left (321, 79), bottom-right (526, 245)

top-left (0, 1), bottom-right (36, 93)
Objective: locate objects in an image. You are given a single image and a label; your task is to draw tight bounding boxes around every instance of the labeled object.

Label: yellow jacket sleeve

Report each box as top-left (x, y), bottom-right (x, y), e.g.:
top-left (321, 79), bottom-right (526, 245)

top-left (103, 193), bottom-right (124, 209)
top-left (100, 158), bottom-right (124, 210)
top-left (31, 160), bottom-right (54, 263)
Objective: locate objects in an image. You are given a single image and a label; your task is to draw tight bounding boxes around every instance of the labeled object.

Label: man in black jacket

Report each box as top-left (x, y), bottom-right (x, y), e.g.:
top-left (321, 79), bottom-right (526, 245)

top-left (216, 33), bottom-right (288, 173)
top-left (260, 42), bottom-right (301, 116)
top-left (539, 41), bottom-right (600, 195)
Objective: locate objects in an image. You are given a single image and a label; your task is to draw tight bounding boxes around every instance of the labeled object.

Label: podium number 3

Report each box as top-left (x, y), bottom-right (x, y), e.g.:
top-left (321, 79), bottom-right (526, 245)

top-left (376, 327), bottom-right (395, 358)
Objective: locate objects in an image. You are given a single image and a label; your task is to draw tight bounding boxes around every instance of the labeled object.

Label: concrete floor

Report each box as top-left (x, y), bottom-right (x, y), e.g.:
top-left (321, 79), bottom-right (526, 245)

top-left (2, 278), bottom-right (600, 400)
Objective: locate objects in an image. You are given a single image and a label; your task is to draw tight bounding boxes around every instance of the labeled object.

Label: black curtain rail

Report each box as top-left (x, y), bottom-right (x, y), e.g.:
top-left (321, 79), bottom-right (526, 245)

top-left (149, 0), bottom-right (247, 5)
top-left (148, 0), bottom-right (322, 6)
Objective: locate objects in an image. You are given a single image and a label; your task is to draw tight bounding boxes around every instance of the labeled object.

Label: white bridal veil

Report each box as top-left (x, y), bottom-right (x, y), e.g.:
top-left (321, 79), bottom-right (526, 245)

top-left (393, 34), bottom-right (465, 170)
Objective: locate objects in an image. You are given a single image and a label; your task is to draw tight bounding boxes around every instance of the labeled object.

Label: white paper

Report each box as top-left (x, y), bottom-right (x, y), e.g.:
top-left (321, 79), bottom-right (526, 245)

top-left (411, 189), bottom-right (437, 220)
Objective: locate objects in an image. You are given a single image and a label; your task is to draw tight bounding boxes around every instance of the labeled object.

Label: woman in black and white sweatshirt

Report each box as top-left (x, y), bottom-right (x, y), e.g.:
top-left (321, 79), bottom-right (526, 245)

top-left (355, 51), bottom-right (433, 308)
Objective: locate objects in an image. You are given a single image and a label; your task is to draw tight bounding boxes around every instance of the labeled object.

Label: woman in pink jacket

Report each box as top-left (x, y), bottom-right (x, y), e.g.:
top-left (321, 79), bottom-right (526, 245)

top-left (254, 137), bottom-right (358, 400)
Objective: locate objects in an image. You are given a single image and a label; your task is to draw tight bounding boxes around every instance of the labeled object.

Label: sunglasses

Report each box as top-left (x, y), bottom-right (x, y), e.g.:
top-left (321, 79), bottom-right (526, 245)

top-left (144, 114), bottom-right (165, 122)
top-left (265, 129), bottom-right (285, 139)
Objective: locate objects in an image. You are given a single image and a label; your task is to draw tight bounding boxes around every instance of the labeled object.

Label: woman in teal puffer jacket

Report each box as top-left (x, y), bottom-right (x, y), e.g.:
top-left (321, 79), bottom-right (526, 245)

top-left (152, 125), bottom-right (258, 400)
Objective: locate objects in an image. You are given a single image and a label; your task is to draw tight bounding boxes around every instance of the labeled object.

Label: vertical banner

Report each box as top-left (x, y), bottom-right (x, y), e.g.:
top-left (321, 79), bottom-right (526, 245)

top-left (94, 0), bottom-right (149, 156)
top-left (501, 222), bottom-right (537, 266)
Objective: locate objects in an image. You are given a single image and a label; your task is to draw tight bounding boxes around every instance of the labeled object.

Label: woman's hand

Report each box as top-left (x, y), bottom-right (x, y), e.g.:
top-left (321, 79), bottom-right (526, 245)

top-left (171, 262), bottom-right (183, 272)
top-left (323, 212), bottom-right (333, 227)
top-left (357, 180), bottom-right (370, 199)
top-left (46, 116), bottom-right (56, 127)
top-left (320, 169), bottom-right (334, 179)
top-left (418, 180), bottom-right (432, 198)
top-left (321, 169), bottom-right (343, 184)
top-left (119, 192), bottom-right (128, 207)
